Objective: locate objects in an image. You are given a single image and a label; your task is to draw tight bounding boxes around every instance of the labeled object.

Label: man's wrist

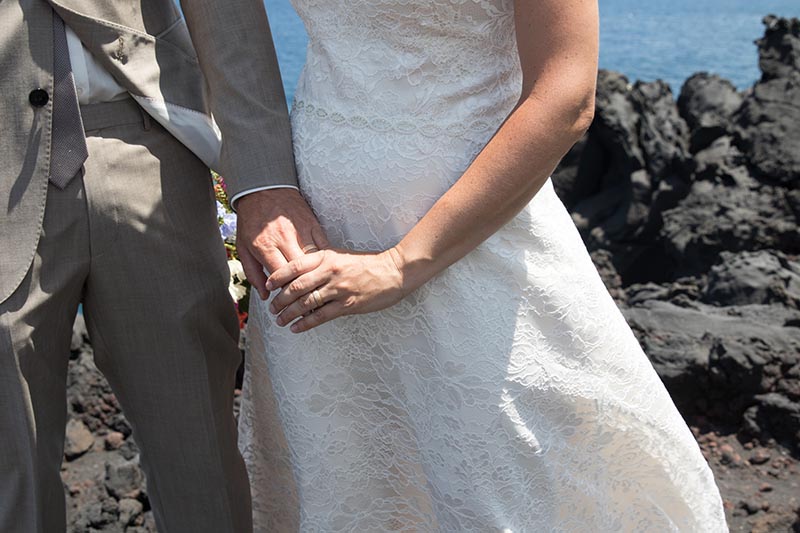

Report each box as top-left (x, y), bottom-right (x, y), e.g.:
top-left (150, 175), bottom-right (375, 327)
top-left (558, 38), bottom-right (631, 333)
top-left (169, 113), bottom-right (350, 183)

top-left (230, 185), bottom-right (300, 212)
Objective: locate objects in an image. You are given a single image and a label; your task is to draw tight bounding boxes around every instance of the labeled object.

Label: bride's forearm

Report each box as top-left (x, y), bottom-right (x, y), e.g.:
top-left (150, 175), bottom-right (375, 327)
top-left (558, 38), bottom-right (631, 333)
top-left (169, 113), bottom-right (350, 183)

top-left (391, 0), bottom-right (599, 292)
top-left (392, 89), bottom-right (594, 292)
top-left (265, 0), bottom-right (600, 333)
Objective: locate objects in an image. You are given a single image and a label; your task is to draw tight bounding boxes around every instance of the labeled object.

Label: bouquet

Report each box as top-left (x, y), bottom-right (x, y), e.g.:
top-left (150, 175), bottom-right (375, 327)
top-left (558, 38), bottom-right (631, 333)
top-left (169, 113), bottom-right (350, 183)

top-left (214, 172), bottom-right (250, 328)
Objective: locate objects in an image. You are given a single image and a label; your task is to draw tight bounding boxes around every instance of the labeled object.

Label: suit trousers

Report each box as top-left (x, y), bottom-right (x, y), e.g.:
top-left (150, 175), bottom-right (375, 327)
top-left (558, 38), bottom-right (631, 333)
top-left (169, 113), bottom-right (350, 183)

top-left (0, 99), bottom-right (252, 533)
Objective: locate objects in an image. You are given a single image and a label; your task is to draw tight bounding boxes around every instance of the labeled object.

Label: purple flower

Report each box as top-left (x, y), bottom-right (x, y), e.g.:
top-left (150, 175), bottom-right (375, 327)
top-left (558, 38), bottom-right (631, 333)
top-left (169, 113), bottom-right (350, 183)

top-left (220, 213), bottom-right (237, 240)
top-left (217, 201), bottom-right (237, 240)
top-left (216, 201), bottom-right (227, 219)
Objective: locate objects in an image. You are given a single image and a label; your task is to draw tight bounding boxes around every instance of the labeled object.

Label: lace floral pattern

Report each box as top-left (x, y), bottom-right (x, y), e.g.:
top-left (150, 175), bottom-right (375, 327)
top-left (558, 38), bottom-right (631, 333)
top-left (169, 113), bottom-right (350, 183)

top-left (292, 101), bottom-right (498, 139)
top-left (239, 0), bottom-right (727, 531)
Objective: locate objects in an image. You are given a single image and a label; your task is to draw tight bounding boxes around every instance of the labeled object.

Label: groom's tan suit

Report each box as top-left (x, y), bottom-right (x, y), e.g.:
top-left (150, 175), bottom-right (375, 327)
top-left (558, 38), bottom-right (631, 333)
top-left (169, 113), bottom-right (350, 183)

top-left (0, 1), bottom-right (297, 531)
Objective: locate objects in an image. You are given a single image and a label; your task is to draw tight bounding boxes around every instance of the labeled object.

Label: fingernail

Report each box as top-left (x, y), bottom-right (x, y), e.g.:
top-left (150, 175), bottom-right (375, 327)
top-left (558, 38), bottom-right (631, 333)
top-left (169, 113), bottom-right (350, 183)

top-left (290, 324), bottom-right (299, 333)
top-left (269, 304), bottom-right (277, 315)
top-left (266, 280), bottom-right (274, 291)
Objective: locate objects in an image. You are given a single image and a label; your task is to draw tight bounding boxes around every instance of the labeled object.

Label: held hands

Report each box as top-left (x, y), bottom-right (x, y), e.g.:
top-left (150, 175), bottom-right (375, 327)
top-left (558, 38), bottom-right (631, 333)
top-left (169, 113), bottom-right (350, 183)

top-left (266, 248), bottom-right (410, 333)
top-left (236, 188), bottom-right (329, 300)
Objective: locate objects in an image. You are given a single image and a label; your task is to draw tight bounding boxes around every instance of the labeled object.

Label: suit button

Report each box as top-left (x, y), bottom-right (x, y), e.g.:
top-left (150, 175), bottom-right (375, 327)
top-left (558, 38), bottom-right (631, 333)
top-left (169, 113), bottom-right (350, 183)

top-left (29, 88), bottom-right (49, 107)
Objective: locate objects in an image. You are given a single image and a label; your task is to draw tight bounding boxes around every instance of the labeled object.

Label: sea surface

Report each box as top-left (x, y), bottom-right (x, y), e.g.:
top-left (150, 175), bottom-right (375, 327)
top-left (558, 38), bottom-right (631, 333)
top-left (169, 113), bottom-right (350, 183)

top-left (264, 0), bottom-right (799, 103)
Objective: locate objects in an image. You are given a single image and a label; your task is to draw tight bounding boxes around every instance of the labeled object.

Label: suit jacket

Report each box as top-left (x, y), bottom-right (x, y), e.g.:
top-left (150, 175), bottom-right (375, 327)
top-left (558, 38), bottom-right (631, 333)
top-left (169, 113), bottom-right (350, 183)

top-left (0, 0), bottom-right (297, 304)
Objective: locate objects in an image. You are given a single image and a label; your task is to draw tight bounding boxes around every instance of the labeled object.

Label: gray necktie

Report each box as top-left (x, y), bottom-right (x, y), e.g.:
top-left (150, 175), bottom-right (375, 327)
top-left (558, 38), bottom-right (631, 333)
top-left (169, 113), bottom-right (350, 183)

top-left (49, 12), bottom-right (89, 189)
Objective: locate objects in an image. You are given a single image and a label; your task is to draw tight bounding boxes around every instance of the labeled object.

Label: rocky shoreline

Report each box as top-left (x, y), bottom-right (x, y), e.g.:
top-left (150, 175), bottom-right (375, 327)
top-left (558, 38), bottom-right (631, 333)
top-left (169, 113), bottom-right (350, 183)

top-left (62, 15), bottom-right (799, 533)
top-left (552, 14), bottom-right (800, 456)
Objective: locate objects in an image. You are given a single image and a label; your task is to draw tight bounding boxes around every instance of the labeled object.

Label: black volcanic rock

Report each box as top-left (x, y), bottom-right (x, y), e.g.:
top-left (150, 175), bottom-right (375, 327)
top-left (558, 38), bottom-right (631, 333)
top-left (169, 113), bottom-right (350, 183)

top-left (624, 300), bottom-right (712, 402)
top-left (743, 393), bottom-right (800, 450)
top-left (589, 248), bottom-right (624, 302)
top-left (105, 461), bottom-right (145, 501)
top-left (559, 74), bottom-right (693, 283)
top-left (64, 419), bottom-right (95, 461)
top-left (703, 250), bottom-right (800, 308)
top-left (689, 136), bottom-right (750, 187)
top-left (632, 80), bottom-right (691, 182)
top-left (678, 73), bottom-right (743, 152)
top-left (735, 81), bottom-right (800, 187)
top-left (661, 180), bottom-right (799, 276)
top-left (624, 295), bottom-right (800, 451)
top-left (561, 70), bottom-right (642, 214)
top-left (68, 350), bottom-right (131, 438)
top-left (553, 15), bottom-right (800, 287)
top-left (756, 15), bottom-right (800, 81)
top-left (549, 17), bottom-right (800, 464)
top-left (591, 70), bottom-right (645, 180)
top-left (734, 16), bottom-right (800, 187)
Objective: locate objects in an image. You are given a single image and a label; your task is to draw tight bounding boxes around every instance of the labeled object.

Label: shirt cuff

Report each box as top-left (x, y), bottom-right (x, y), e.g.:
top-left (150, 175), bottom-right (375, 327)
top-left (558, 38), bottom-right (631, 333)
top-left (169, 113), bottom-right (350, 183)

top-left (229, 185), bottom-right (300, 212)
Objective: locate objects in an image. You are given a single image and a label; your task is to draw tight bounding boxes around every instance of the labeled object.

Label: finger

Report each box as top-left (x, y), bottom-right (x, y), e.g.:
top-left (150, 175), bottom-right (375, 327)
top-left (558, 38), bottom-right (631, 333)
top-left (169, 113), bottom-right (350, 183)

top-left (294, 222), bottom-right (320, 254)
top-left (311, 224), bottom-right (330, 250)
top-left (280, 233), bottom-right (307, 264)
top-left (290, 301), bottom-right (345, 333)
top-left (269, 265), bottom-right (330, 314)
top-left (276, 287), bottom-right (329, 327)
top-left (296, 221), bottom-right (329, 252)
top-left (249, 239), bottom-right (289, 277)
top-left (238, 245), bottom-right (269, 300)
top-left (266, 251), bottom-right (325, 293)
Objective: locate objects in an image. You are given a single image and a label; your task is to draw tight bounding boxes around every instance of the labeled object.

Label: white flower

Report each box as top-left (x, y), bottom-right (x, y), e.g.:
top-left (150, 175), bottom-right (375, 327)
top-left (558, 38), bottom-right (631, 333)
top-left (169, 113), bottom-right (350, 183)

top-left (228, 259), bottom-right (247, 302)
top-left (229, 282), bottom-right (247, 302)
top-left (228, 259), bottom-right (245, 280)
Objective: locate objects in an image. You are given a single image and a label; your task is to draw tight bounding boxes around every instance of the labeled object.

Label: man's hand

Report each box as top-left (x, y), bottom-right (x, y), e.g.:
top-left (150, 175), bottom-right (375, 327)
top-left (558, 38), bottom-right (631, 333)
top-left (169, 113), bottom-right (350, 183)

top-left (235, 189), bottom-right (329, 300)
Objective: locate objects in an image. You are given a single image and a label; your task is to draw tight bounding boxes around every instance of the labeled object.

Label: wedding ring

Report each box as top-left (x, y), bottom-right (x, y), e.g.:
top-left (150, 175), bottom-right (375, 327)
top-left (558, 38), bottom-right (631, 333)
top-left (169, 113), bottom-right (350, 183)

top-left (312, 289), bottom-right (323, 309)
top-left (303, 244), bottom-right (320, 254)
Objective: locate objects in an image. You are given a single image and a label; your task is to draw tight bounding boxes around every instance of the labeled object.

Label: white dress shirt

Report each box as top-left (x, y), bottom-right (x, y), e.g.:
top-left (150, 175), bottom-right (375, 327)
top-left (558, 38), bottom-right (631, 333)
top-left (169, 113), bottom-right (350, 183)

top-left (66, 27), bottom-right (296, 207)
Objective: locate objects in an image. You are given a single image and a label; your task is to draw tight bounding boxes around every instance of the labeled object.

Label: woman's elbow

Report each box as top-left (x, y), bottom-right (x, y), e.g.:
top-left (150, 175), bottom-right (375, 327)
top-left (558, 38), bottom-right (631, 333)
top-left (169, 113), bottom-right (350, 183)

top-left (518, 82), bottom-right (596, 142)
top-left (568, 92), bottom-right (595, 141)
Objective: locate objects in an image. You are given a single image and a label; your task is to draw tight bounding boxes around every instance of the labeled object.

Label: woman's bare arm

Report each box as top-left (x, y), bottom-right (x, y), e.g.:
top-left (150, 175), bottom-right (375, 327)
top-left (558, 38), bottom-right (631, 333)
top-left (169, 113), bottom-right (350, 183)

top-left (268, 0), bottom-right (600, 332)
top-left (392, 0), bottom-right (599, 290)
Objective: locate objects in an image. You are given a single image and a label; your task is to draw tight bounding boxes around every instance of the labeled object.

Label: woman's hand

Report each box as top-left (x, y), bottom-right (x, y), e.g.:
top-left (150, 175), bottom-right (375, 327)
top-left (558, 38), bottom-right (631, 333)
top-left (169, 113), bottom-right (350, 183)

top-left (266, 248), bottom-right (410, 333)
top-left (265, 0), bottom-right (598, 334)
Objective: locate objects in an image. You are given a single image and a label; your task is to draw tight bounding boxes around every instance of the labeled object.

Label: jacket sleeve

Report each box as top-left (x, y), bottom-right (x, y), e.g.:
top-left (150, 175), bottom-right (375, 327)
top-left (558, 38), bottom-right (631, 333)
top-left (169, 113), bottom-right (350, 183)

top-left (180, 0), bottom-right (298, 198)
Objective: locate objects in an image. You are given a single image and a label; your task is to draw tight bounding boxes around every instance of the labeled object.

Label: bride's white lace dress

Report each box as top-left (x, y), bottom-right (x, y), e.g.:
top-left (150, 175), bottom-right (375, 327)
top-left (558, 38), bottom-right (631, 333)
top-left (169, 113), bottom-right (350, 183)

top-left (238, 0), bottom-right (728, 531)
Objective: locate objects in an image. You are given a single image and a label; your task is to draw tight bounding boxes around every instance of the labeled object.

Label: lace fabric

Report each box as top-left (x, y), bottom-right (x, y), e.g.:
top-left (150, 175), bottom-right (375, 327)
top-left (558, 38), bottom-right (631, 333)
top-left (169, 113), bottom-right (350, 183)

top-left (239, 0), bottom-right (728, 531)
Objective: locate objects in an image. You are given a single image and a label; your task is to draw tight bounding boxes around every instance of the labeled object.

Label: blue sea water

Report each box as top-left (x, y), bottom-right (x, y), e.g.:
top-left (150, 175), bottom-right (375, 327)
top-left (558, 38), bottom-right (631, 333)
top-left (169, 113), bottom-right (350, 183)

top-left (264, 0), bottom-right (799, 103)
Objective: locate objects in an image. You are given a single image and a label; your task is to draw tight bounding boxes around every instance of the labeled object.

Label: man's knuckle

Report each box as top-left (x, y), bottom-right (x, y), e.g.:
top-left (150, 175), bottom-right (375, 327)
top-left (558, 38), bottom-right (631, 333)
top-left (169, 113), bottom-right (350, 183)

top-left (276, 218), bottom-right (294, 233)
top-left (288, 280), bottom-right (304, 293)
top-left (254, 235), bottom-right (273, 250)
